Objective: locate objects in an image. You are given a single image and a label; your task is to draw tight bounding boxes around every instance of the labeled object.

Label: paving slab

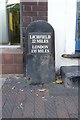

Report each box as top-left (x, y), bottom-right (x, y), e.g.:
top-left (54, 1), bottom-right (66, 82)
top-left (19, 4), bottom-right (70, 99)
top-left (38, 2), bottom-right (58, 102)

top-left (1, 77), bottom-right (78, 119)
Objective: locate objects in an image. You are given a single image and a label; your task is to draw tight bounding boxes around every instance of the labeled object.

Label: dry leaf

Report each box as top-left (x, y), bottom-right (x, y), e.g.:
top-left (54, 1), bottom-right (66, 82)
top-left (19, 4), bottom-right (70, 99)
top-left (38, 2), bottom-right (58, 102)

top-left (56, 80), bottom-right (63, 84)
top-left (20, 89), bottom-right (24, 92)
top-left (12, 86), bottom-right (15, 90)
top-left (15, 76), bottom-right (20, 79)
top-left (38, 88), bottom-right (48, 92)
top-left (20, 103), bottom-right (23, 110)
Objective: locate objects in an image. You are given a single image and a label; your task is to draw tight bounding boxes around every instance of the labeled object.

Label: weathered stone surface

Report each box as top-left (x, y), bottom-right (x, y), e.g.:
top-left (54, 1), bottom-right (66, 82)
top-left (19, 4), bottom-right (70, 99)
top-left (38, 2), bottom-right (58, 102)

top-left (25, 20), bottom-right (55, 83)
top-left (60, 66), bottom-right (80, 88)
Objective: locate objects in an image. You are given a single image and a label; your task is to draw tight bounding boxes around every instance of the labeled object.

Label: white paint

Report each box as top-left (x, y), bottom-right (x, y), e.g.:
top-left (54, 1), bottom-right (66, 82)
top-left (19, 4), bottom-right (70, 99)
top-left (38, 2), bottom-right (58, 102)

top-left (20, 0), bottom-right (47, 2)
top-left (0, 45), bottom-right (20, 48)
top-left (48, 0), bottom-right (79, 71)
top-left (0, 0), bottom-right (8, 44)
top-left (7, 0), bottom-right (20, 5)
top-left (65, 0), bottom-right (76, 54)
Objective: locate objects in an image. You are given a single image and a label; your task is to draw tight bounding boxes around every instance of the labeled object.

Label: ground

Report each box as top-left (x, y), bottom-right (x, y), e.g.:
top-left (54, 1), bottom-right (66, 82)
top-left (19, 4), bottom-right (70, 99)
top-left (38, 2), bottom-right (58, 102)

top-left (1, 76), bottom-right (78, 118)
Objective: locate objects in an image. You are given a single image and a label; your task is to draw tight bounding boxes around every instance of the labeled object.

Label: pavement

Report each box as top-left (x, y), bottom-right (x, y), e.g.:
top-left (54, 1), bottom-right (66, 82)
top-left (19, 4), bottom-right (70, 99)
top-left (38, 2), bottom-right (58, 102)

top-left (1, 76), bottom-right (78, 119)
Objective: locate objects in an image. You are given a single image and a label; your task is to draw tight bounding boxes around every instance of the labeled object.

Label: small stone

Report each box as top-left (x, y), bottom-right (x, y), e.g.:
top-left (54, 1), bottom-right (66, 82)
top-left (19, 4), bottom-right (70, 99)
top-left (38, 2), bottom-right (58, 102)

top-left (24, 77), bottom-right (27, 80)
top-left (36, 94), bottom-right (39, 96)
top-left (42, 96), bottom-right (45, 99)
top-left (51, 96), bottom-right (53, 98)
top-left (20, 89), bottom-right (24, 92)
top-left (44, 99), bottom-right (47, 101)
top-left (18, 82), bottom-right (21, 84)
top-left (17, 106), bottom-right (20, 109)
top-left (31, 90), bottom-right (33, 92)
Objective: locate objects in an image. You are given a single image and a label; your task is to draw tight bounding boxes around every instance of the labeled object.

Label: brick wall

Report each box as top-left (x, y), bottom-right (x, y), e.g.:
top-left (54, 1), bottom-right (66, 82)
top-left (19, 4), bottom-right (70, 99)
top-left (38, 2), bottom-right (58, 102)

top-left (21, 1), bottom-right (48, 75)
top-left (1, 48), bottom-right (23, 74)
top-left (21, 1), bottom-right (48, 44)
top-left (1, 1), bottom-right (48, 75)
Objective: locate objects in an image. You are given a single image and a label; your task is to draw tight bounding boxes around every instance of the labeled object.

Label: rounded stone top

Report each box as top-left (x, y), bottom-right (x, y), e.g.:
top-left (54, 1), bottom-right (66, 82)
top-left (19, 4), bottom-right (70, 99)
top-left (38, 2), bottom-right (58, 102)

top-left (26, 20), bottom-right (54, 33)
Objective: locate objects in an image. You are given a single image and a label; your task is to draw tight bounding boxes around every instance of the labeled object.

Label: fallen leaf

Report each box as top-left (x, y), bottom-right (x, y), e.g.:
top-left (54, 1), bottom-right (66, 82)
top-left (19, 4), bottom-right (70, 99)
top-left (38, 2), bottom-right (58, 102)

top-left (20, 103), bottom-right (23, 110)
top-left (20, 89), bottom-right (24, 92)
top-left (15, 76), bottom-right (20, 79)
top-left (12, 86), bottom-right (15, 90)
top-left (56, 80), bottom-right (63, 84)
top-left (53, 82), bottom-right (55, 84)
top-left (38, 88), bottom-right (48, 92)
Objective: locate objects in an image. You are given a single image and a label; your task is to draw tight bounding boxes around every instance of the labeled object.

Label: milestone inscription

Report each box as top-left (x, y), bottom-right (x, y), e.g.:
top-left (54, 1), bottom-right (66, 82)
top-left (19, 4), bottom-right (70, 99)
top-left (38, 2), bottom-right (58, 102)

top-left (28, 33), bottom-right (51, 54)
top-left (25, 20), bottom-right (55, 83)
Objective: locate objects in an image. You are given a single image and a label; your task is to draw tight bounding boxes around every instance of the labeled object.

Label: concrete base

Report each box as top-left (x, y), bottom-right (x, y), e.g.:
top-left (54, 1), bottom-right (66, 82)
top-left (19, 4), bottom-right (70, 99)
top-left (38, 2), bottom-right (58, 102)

top-left (60, 66), bottom-right (80, 88)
